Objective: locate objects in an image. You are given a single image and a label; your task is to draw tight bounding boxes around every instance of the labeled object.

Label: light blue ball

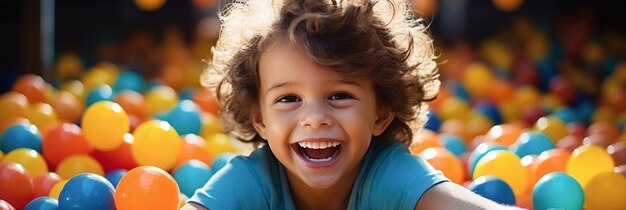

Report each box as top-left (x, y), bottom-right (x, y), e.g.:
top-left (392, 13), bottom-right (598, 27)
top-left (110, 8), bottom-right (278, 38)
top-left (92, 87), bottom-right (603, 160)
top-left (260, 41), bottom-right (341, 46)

top-left (24, 196), bottom-right (59, 210)
top-left (58, 173), bottom-right (115, 210)
top-left (440, 134), bottom-right (466, 157)
top-left (512, 131), bottom-right (555, 158)
top-left (104, 169), bottom-right (127, 188)
top-left (166, 100), bottom-right (202, 135)
top-left (0, 123), bottom-right (42, 154)
top-left (173, 160), bottom-right (214, 197)
top-left (114, 70), bottom-right (145, 93)
top-left (86, 85), bottom-right (115, 107)
top-left (533, 172), bottom-right (583, 210)
top-left (553, 108), bottom-right (579, 124)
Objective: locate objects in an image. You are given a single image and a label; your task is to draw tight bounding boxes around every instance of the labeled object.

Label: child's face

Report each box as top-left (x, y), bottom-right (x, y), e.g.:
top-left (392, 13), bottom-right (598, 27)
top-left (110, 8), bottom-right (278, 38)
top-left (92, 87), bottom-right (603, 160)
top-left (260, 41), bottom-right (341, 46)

top-left (252, 42), bottom-right (392, 189)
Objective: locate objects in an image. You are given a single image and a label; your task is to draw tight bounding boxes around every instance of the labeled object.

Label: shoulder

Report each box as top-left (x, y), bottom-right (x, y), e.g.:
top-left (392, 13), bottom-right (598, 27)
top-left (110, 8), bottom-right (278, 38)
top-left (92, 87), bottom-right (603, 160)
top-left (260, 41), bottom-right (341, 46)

top-left (187, 145), bottom-right (277, 209)
top-left (352, 141), bottom-right (449, 209)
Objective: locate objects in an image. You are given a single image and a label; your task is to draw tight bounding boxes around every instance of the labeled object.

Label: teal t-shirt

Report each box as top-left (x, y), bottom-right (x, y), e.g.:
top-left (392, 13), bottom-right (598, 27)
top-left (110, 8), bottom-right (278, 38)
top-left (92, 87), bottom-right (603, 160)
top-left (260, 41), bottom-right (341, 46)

top-left (188, 141), bottom-right (448, 209)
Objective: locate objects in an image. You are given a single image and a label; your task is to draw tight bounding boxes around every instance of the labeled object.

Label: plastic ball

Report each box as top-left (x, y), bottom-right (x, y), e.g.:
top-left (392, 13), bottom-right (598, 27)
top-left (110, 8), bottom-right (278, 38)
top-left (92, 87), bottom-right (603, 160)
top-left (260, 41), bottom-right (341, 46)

top-left (59, 80), bottom-right (86, 101)
top-left (49, 91), bottom-right (84, 123)
top-left (42, 123), bottom-right (93, 169)
top-left (423, 111), bottom-right (441, 132)
top-left (0, 199), bottom-right (16, 210)
top-left (484, 124), bottom-right (523, 147)
top-left (200, 112), bottom-right (223, 138)
top-left (55, 52), bottom-right (83, 80)
top-left (81, 62), bottom-right (119, 91)
top-left (587, 121), bottom-right (621, 140)
top-left (557, 134), bottom-right (583, 152)
top-left (440, 134), bottom-right (467, 157)
top-left (175, 134), bottom-right (211, 167)
top-left (488, 78), bottom-right (515, 104)
top-left (439, 97), bottom-right (471, 121)
top-left (473, 150), bottom-right (528, 196)
top-left (24, 103), bottom-right (57, 134)
top-left (114, 90), bottom-right (147, 120)
top-left (55, 154), bottom-right (104, 179)
top-left (475, 101), bottom-right (502, 125)
top-left (467, 142), bottom-right (507, 176)
top-left (131, 120), bottom-right (182, 170)
top-left (91, 133), bottom-right (138, 172)
top-left (0, 123), bottom-right (42, 154)
top-left (3, 148), bottom-right (48, 178)
top-left (173, 160), bottom-right (214, 197)
top-left (193, 88), bottom-right (219, 116)
top-left (104, 169), bottom-right (127, 188)
top-left (12, 74), bottom-right (48, 104)
top-left (514, 85), bottom-right (542, 109)
top-left (512, 131), bottom-right (556, 158)
top-left (166, 100), bottom-right (202, 135)
top-left (58, 173), bottom-right (115, 210)
top-left (548, 75), bottom-right (578, 105)
top-left (566, 144), bottom-right (614, 188)
top-left (143, 86), bottom-right (179, 117)
top-left (32, 172), bottom-right (62, 198)
top-left (0, 162), bottom-right (34, 209)
top-left (0, 92), bottom-right (28, 120)
top-left (85, 85), bottom-right (115, 107)
top-left (82, 101), bottom-right (130, 151)
top-left (48, 180), bottom-right (68, 199)
top-left (534, 116), bottom-right (568, 145)
top-left (206, 133), bottom-right (239, 162)
top-left (439, 118), bottom-right (471, 142)
top-left (608, 141), bottom-right (626, 166)
top-left (418, 148), bottom-right (466, 184)
top-left (409, 129), bottom-right (442, 155)
top-left (532, 172), bottom-right (583, 210)
top-left (114, 70), bottom-right (145, 93)
top-left (24, 196), bottom-right (58, 210)
top-left (463, 62), bottom-right (493, 98)
top-left (529, 148), bottom-right (571, 191)
top-left (467, 176), bottom-right (515, 206)
top-left (584, 172), bottom-right (626, 210)
top-left (114, 166), bottom-right (180, 210)
top-left (410, 0), bottom-right (437, 17)
top-left (521, 106), bottom-right (546, 127)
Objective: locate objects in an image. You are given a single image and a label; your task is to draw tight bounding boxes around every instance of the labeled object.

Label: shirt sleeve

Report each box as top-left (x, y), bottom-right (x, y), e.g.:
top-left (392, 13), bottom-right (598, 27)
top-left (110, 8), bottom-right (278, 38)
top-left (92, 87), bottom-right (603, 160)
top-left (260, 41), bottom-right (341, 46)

top-left (358, 142), bottom-right (449, 210)
top-left (187, 155), bottom-right (267, 210)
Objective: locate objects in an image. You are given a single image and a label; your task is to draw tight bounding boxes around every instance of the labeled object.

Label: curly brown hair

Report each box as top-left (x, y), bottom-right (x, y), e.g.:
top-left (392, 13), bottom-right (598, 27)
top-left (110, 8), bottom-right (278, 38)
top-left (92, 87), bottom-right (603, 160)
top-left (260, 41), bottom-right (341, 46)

top-left (202, 0), bottom-right (440, 147)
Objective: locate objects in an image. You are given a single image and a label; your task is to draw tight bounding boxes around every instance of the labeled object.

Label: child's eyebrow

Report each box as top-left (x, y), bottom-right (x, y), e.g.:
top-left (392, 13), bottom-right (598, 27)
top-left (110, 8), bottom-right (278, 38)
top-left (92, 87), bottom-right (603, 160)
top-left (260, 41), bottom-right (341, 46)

top-left (265, 79), bottom-right (366, 95)
top-left (266, 81), bottom-right (293, 94)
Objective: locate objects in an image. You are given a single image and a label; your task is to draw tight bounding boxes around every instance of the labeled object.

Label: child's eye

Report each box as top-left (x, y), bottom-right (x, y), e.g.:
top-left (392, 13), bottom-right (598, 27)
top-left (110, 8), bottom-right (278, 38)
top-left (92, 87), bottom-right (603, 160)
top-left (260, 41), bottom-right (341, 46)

top-left (276, 95), bottom-right (301, 103)
top-left (329, 92), bottom-right (354, 100)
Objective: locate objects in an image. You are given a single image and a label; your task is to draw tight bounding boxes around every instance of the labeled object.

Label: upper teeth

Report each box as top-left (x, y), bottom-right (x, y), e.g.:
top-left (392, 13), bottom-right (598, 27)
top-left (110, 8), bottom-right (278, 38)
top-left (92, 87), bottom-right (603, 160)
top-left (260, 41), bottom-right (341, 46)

top-left (298, 141), bottom-right (340, 149)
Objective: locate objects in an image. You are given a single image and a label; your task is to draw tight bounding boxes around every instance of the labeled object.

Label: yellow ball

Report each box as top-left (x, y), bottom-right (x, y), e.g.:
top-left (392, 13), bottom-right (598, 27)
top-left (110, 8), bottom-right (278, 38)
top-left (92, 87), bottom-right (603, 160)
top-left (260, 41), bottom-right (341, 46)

top-left (3, 148), bottom-right (49, 178)
top-left (49, 180), bottom-right (68, 199)
top-left (81, 62), bottom-right (119, 91)
top-left (534, 116), bottom-right (568, 144)
top-left (206, 133), bottom-right (239, 162)
top-left (55, 154), bottom-right (104, 179)
top-left (143, 86), bottom-right (179, 117)
top-left (24, 102), bottom-right (58, 134)
top-left (463, 62), bottom-right (494, 98)
top-left (200, 112), bottom-right (223, 138)
top-left (584, 172), bottom-right (626, 210)
top-left (82, 101), bottom-right (130, 151)
top-left (473, 150), bottom-right (528, 196)
top-left (567, 144), bottom-right (614, 188)
top-left (59, 80), bottom-right (86, 101)
top-left (131, 120), bottom-right (182, 171)
top-left (439, 97), bottom-right (471, 121)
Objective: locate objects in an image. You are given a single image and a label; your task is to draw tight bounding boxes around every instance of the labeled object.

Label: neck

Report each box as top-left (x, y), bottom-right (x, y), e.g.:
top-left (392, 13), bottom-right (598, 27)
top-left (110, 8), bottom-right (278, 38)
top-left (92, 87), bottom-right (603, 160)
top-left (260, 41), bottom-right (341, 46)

top-left (287, 166), bottom-right (360, 210)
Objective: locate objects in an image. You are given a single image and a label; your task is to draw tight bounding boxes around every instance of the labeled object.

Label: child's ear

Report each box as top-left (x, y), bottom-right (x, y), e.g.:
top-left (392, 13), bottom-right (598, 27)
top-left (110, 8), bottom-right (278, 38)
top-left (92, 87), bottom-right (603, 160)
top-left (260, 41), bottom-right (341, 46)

top-left (250, 107), bottom-right (268, 139)
top-left (373, 108), bottom-right (395, 136)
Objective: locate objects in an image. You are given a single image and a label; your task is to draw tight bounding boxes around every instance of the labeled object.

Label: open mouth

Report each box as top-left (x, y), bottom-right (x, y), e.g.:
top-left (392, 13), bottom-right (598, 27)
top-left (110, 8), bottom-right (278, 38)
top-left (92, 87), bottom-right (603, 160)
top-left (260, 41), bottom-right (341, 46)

top-left (292, 141), bottom-right (342, 163)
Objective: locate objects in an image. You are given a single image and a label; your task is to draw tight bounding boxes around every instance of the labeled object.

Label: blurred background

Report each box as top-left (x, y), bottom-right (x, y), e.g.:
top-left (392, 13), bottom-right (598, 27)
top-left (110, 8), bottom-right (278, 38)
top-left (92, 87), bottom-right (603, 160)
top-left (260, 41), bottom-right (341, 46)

top-left (1, 0), bottom-right (626, 209)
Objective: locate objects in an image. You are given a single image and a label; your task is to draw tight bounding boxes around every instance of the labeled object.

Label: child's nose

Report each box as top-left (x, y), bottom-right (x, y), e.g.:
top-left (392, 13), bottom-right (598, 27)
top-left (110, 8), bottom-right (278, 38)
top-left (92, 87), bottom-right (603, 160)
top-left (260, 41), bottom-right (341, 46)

top-left (299, 100), bottom-right (333, 129)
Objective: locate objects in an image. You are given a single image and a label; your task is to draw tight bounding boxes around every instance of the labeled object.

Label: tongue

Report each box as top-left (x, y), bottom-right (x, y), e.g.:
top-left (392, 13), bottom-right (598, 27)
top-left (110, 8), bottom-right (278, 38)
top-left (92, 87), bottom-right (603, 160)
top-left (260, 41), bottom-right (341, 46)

top-left (303, 147), bottom-right (337, 159)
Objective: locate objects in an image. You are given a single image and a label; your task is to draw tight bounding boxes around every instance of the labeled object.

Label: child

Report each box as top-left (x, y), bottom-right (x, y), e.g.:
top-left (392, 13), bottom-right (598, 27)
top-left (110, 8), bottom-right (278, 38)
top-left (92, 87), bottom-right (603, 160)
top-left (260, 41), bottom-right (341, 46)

top-left (182, 0), bottom-right (523, 209)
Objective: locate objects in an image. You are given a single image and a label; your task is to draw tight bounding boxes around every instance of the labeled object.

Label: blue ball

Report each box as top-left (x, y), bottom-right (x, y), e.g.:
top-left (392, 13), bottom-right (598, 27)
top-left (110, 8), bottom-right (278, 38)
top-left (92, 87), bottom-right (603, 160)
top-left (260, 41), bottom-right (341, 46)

top-left (553, 107), bottom-right (579, 124)
top-left (166, 100), bottom-right (202, 135)
top-left (179, 87), bottom-right (196, 101)
top-left (440, 134), bottom-right (466, 157)
top-left (475, 101), bottom-right (502, 125)
top-left (512, 131), bottom-right (555, 158)
top-left (212, 153), bottom-right (236, 172)
top-left (104, 169), bottom-right (127, 188)
top-left (173, 160), bottom-right (214, 197)
top-left (424, 111), bottom-right (441, 132)
top-left (114, 70), bottom-right (145, 93)
top-left (24, 196), bottom-right (59, 210)
top-left (0, 123), bottom-right (42, 154)
top-left (468, 142), bottom-right (507, 176)
top-left (58, 173), bottom-right (115, 210)
top-left (533, 172), bottom-right (583, 210)
top-left (86, 85), bottom-right (115, 107)
top-left (467, 176), bottom-right (516, 206)
top-left (450, 81), bottom-right (471, 102)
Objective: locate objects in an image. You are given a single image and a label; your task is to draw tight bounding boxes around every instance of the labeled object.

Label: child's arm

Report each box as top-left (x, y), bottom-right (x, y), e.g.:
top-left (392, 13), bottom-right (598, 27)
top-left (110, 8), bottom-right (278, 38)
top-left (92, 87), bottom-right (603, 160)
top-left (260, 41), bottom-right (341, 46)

top-left (180, 202), bottom-right (208, 210)
top-left (415, 182), bottom-right (527, 210)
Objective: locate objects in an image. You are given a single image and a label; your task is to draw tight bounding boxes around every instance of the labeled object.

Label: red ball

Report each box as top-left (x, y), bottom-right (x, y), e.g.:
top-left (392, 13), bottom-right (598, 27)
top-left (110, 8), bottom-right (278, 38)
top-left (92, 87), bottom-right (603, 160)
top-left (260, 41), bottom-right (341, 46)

top-left (548, 75), bottom-right (577, 105)
top-left (608, 141), bottom-right (626, 166)
top-left (32, 172), bottom-right (62, 198)
top-left (0, 162), bottom-right (34, 210)
top-left (42, 123), bottom-right (93, 169)
top-left (91, 134), bottom-right (138, 173)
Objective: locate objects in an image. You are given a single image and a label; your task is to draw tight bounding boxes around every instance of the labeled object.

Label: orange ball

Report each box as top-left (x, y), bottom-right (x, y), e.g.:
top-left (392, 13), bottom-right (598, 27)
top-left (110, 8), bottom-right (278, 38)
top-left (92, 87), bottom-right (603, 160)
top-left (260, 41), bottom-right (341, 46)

top-left (24, 102), bottom-right (58, 134)
top-left (12, 74), bottom-right (48, 104)
top-left (529, 148), bottom-right (571, 190)
top-left (175, 134), bottom-right (211, 168)
top-left (114, 90), bottom-right (147, 120)
top-left (32, 172), bottom-right (62, 198)
top-left (418, 147), bottom-right (466, 184)
top-left (49, 91), bottom-right (84, 123)
top-left (484, 124), bottom-right (524, 147)
top-left (587, 121), bottom-right (621, 140)
top-left (0, 92), bottom-right (28, 120)
top-left (492, 0), bottom-right (523, 12)
top-left (410, 129), bottom-right (443, 155)
top-left (193, 88), bottom-right (220, 116)
top-left (114, 166), bottom-right (180, 210)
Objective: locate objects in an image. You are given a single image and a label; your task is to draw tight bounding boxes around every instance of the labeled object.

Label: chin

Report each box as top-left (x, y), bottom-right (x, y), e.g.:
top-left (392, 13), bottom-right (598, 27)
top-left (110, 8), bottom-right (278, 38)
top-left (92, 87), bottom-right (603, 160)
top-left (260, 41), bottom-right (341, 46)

top-left (300, 173), bottom-right (342, 189)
